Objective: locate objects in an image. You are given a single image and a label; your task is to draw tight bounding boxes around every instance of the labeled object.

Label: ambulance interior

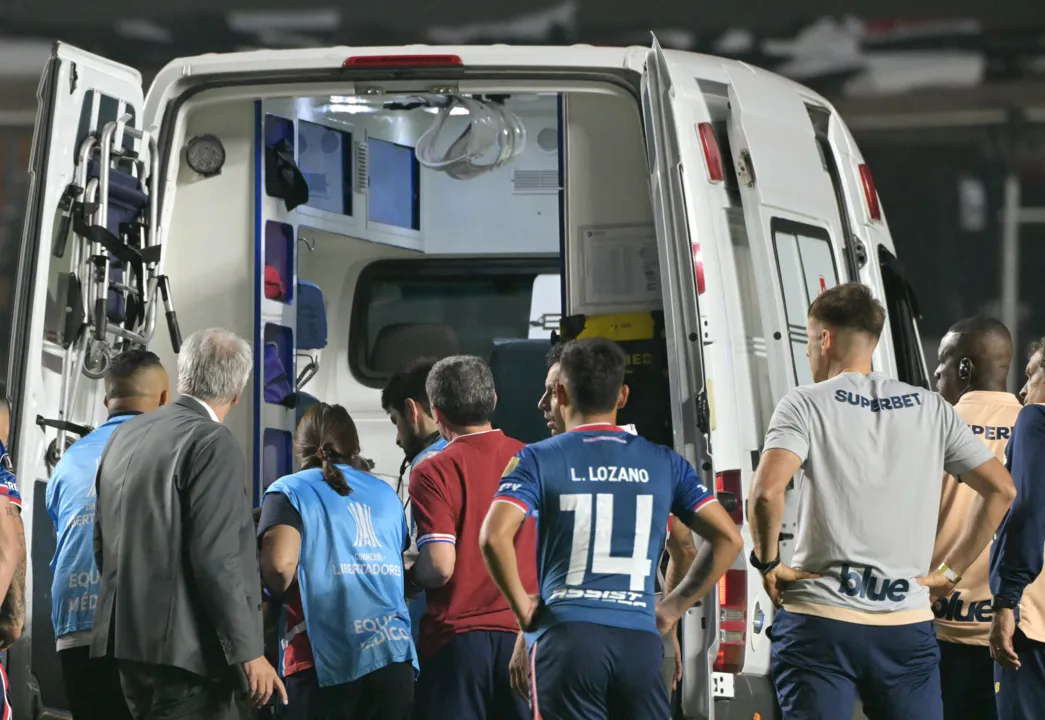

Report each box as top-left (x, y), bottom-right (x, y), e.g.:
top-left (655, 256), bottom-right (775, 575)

top-left (42, 86), bottom-right (678, 485)
top-left (33, 82), bottom-right (694, 712)
top-left (181, 87), bottom-right (676, 490)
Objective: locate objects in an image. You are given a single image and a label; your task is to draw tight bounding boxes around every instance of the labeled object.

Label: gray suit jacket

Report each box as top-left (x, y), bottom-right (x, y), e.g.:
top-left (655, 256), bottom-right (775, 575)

top-left (91, 396), bottom-right (263, 683)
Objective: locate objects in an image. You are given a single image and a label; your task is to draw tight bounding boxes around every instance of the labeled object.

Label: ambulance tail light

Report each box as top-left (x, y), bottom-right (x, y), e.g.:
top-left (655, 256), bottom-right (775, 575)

top-left (858, 163), bottom-right (882, 222)
top-left (692, 242), bottom-right (706, 295)
top-left (698, 122), bottom-right (724, 183)
top-left (715, 569), bottom-right (747, 674)
top-left (343, 55), bottom-right (463, 68)
top-left (714, 469), bottom-right (746, 674)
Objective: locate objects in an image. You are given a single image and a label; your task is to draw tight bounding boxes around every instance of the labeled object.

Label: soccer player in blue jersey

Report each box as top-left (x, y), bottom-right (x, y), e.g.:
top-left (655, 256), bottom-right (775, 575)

top-left (480, 338), bottom-right (742, 719)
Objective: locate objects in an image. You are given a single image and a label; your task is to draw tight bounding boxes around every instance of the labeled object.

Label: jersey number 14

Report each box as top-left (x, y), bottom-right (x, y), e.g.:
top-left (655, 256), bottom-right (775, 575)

top-left (561, 493), bottom-right (653, 592)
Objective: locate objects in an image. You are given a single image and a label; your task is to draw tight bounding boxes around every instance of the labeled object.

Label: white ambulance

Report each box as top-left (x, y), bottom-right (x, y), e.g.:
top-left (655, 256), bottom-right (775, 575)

top-left (5, 40), bottom-right (928, 719)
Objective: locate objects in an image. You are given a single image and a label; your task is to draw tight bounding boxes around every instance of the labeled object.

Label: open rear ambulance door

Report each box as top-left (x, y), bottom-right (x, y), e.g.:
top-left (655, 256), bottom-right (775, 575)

top-left (722, 66), bottom-right (849, 395)
top-left (640, 39), bottom-right (719, 720)
top-left (7, 43), bottom-right (143, 717)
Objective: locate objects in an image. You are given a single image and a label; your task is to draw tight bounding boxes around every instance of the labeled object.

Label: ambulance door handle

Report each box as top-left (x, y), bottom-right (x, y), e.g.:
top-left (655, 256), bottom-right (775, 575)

top-left (716, 491), bottom-right (738, 513)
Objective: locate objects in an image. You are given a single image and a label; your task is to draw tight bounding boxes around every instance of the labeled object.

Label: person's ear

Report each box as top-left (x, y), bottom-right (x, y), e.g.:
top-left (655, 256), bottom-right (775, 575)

top-left (820, 327), bottom-right (832, 353)
top-left (103, 394), bottom-right (112, 411)
top-left (617, 384), bottom-right (630, 410)
top-left (231, 394), bottom-right (240, 407)
top-left (555, 381), bottom-right (569, 408)
top-left (159, 389), bottom-right (170, 407)
top-left (432, 406), bottom-right (447, 428)
top-left (404, 398), bottom-right (420, 426)
top-left (492, 391), bottom-right (498, 412)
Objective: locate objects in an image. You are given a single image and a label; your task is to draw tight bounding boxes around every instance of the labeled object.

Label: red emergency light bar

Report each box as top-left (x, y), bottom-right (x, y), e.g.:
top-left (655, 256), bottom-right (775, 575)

top-left (692, 242), bottom-right (706, 295)
top-left (858, 163), bottom-right (882, 222)
top-left (343, 55), bottom-right (464, 68)
top-left (697, 122), bottom-right (724, 183)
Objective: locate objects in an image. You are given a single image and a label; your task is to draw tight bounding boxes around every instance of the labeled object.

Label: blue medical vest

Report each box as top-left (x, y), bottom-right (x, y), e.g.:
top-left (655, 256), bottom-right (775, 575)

top-left (405, 437), bottom-right (447, 644)
top-left (45, 414), bottom-right (134, 638)
top-left (494, 424), bottom-right (714, 639)
top-left (267, 465), bottom-right (417, 687)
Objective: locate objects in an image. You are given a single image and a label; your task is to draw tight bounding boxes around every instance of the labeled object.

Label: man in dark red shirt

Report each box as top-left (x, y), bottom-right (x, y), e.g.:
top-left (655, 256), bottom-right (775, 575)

top-left (407, 355), bottom-right (537, 720)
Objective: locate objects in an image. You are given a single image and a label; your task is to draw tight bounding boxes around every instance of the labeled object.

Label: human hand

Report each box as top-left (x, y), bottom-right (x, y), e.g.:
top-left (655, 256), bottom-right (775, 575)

top-left (0, 617), bottom-right (21, 650)
top-left (762, 564), bottom-right (820, 609)
top-left (242, 656), bottom-right (288, 708)
top-left (655, 601), bottom-right (681, 637)
top-left (914, 570), bottom-right (957, 603)
top-left (516, 594), bottom-right (542, 632)
top-left (509, 632), bottom-right (530, 701)
top-left (672, 631), bottom-right (682, 690)
top-left (990, 608), bottom-right (1021, 671)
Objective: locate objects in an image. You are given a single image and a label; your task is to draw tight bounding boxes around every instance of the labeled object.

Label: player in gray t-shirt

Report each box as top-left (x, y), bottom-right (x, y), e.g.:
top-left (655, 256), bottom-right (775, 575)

top-left (749, 283), bottom-right (1015, 720)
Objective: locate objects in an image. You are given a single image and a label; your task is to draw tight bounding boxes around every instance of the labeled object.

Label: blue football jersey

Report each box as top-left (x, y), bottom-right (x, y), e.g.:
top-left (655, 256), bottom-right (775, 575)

top-left (494, 423), bottom-right (715, 637)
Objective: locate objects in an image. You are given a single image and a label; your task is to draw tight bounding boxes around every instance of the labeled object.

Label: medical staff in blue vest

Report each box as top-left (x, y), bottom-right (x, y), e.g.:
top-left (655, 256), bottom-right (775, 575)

top-left (46, 350), bottom-right (169, 719)
top-left (381, 357), bottom-right (448, 643)
top-left (259, 402), bottom-right (417, 720)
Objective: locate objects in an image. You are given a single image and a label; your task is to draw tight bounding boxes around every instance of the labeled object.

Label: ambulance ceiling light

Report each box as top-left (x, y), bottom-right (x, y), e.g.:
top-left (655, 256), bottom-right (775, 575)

top-left (325, 95), bottom-right (384, 114)
top-left (423, 106), bottom-right (470, 116)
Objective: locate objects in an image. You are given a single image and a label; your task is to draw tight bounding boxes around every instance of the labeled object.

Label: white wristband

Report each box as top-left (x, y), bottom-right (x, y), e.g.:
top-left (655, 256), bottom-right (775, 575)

top-left (937, 563), bottom-right (962, 584)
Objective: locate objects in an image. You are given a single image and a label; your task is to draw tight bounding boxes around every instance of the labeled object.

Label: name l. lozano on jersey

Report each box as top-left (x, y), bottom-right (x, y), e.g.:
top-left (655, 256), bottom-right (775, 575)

top-left (569, 466), bottom-right (650, 483)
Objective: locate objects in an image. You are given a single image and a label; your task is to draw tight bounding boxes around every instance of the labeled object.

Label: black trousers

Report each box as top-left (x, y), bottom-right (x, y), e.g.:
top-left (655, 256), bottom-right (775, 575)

top-left (938, 639), bottom-right (998, 720)
top-left (117, 659), bottom-right (236, 720)
top-left (59, 646), bottom-right (134, 720)
top-left (285, 662), bottom-right (414, 720)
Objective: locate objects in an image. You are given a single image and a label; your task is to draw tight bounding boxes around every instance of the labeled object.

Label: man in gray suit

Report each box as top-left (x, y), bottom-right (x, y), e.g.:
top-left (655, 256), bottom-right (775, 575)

top-left (92, 328), bottom-right (286, 719)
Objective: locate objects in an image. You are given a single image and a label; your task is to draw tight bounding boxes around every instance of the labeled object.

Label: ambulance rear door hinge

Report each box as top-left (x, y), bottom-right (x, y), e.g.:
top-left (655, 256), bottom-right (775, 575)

top-left (700, 313), bottom-right (713, 344)
top-left (695, 389), bottom-right (710, 436)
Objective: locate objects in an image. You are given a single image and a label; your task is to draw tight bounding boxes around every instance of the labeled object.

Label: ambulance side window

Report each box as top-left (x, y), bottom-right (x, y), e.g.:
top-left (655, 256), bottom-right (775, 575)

top-left (878, 247), bottom-right (930, 389)
top-left (771, 219), bottom-right (839, 386)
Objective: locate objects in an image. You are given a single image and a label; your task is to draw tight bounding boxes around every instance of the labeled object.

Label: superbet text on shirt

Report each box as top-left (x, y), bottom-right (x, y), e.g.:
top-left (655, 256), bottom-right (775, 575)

top-left (493, 423), bottom-right (716, 637)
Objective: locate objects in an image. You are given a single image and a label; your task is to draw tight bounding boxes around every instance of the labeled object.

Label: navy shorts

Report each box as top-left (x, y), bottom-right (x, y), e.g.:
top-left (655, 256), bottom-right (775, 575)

top-left (769, 609), bottom-right (942, 720)
top-left (938, 639), bottom-right (996, 720)
top-left (413, 630), bottom-right (527, 720)
top-left (532, 621), bottom-right (669, 720)
top-left (994, 627), bottom-right (1045, 720)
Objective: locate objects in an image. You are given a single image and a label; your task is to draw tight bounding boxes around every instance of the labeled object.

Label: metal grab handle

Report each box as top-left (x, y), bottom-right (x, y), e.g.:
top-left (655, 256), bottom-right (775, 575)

top-left (159, 276), bottom-right (182, 353)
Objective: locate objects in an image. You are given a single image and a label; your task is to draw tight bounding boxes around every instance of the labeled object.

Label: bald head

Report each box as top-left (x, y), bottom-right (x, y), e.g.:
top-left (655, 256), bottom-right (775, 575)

top-left (934, 315), bottom-right (1013, 404)
top-left (104, 350), bottom-right (170, 415)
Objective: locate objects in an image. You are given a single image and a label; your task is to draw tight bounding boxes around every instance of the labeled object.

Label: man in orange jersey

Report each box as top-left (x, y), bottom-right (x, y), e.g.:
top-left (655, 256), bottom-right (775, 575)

top-left (931, 316), bottom-right (1021, 720)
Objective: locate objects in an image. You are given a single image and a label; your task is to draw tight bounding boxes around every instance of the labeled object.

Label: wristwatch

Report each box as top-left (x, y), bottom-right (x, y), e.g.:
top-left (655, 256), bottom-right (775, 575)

top-left (992, 595), bottom-right (1019, 611)
top-left (749, 550), bottom-right (781, 576)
